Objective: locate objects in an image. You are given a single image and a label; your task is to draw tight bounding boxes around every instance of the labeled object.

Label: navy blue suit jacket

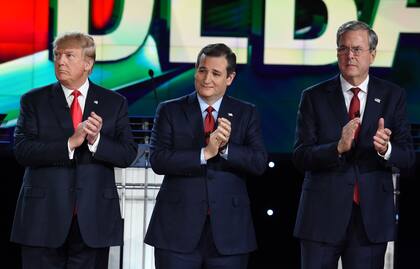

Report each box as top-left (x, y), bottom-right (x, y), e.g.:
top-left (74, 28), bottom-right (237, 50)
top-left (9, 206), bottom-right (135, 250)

top-left (11, 81), bottom-right (137, 248)
top-left (144, 92), bottom-right (267, 255)
top-left (293, 75), bottom-right (414, 244)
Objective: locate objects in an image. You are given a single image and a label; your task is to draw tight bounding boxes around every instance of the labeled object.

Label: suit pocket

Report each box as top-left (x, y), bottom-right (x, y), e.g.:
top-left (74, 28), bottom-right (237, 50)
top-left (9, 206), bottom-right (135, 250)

top-left (382, 181), bottom-right (394, 193)
top-left (302, 178), bottom-right (326, 192)
top-left (103, 188), bottom-right (119, 199)
top-left (23, 186), bottom-right (46, 198)
top-left (231, 195), bottom-right (250, 208)
top-left (156, 191), bottom-right (182, 204)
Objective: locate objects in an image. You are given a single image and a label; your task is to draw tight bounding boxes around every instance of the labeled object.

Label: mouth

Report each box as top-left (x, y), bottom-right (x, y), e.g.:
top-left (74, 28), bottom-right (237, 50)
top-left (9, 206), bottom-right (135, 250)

top-left (346, 63), bottom-right (357, 68)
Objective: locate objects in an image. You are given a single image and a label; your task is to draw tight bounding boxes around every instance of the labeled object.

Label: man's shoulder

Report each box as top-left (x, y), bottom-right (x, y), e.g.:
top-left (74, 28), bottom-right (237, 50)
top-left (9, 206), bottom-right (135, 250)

top-left (302, 75), bottom-right (339, 96)
top-left (22, 83), bottom-right (57, 100)
top-left (223, 95), bottom-right (256, 109)
top-left (369, 75), bottom-right (403, 92)
top-left (158, 93), bottom-right (193, 108)
top-left (89, 81), bottom-right (126, 101)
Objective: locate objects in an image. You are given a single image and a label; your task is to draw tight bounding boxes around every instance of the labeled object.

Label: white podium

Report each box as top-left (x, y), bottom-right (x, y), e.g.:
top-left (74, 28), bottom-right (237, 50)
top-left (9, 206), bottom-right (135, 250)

top-left (108, 167), bottom-right (163, 269)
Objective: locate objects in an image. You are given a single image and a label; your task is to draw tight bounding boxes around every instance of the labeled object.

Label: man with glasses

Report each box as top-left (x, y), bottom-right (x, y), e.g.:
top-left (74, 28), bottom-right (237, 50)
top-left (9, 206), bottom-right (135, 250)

top-left (293, 21), bottom-right (414, 268)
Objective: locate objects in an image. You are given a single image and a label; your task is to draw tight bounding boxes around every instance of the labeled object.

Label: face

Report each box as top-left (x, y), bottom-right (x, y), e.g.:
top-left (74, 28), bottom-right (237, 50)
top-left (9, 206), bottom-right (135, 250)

top-left (337, 29), bottom-right (376, 86)
top-left (194, 54), bottom-right (235, 105)
top-left (54, 45), bottom-right (93, 89)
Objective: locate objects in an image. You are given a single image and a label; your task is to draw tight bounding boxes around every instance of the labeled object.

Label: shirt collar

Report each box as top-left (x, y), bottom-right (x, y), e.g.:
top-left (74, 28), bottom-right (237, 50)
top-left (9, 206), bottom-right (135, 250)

top-left (61, 79), bottom-right (90, 99)
top-left (340, 75), bottom-right (369, 94)
top-left (197, 94), bottom-right (223, 113)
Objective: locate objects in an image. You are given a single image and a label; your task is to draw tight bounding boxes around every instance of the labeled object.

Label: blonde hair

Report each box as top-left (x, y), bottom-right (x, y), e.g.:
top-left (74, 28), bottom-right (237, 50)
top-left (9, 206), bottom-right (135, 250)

top-left (53, 32), bottom-right (96, 62)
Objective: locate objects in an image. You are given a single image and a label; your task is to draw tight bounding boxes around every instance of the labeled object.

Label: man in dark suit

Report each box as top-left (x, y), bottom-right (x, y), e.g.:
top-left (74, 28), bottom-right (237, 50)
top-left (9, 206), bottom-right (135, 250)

top-left (144, 43), bottom-right (267, 269)
top-left (293, 21), bottom-right (415, 269)
top-left (10, 32), bottom-right (137, 268)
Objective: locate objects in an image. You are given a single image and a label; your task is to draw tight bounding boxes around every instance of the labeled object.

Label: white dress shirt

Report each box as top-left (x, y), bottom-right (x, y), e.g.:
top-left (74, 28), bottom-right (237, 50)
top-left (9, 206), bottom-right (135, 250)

top-left (340, 75), bottom-right (391, 159)
top-left (197, 94), bottom-right (228, 164)
top-left (62, 79), bottom-right (100, 159)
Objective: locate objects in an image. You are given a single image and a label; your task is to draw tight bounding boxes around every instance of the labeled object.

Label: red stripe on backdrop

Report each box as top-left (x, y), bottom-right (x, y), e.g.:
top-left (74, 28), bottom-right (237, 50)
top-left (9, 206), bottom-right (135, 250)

top-left (0, 0), bottom-right (115, 63)
top-left (0, 0), bottom-right (49, 63)
top-left (91, 0), bottom-right (115, 30)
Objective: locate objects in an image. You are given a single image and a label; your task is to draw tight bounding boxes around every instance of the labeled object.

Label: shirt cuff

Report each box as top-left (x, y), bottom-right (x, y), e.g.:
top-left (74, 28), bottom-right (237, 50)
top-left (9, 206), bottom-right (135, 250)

top-left (88, 133), bottom-right (100, 153)
top-left (68, 140), bottom-right (75, 159)
top-left (378, 141), bottom-right (392, 160)
top-left (200, 148), bottom-right (207, 165)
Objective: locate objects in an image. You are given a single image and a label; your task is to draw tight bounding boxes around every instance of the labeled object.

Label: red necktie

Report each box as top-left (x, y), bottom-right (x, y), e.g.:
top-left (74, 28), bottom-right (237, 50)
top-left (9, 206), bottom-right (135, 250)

top-left (349, 87), bottom-right (361, 204)
top-left (204, 106), bottom-right (215, 145)
top-left (70, 90), bottom-right (82, 130)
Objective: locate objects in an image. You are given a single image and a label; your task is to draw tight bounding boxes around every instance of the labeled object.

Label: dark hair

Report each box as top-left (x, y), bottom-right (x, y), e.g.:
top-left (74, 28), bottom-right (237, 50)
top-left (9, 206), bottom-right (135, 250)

top-left (195, 43), bottom-right (236, 76)
top-left (336, 20), bottom-right (378, 51)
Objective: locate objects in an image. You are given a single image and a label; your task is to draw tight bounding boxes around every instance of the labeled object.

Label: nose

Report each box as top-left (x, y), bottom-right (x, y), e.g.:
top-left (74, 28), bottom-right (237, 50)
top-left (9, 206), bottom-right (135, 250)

top-left (203, 72), bottom-right (212, 83)
top-left (55, 54), bottom-right (65, 65)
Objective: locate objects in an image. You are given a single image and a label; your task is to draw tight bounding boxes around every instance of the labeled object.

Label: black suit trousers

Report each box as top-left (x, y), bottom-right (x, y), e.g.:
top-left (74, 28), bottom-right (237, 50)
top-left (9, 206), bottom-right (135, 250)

top-left (21, 217), bottom-right (109, 269)
top-left (155, 216), bottom-right (249, 269)
top-left (300, 204), bottom-right (387, 269)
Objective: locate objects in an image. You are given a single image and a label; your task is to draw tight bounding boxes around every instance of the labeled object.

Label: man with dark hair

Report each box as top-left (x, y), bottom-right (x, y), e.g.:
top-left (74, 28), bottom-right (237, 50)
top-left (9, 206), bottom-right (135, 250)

top-left (145, 43), bottom-right (267, 269)
top-left (11, 32), bottom-right (137, 268)
top-left (293, 21), bottom-right (414, 268)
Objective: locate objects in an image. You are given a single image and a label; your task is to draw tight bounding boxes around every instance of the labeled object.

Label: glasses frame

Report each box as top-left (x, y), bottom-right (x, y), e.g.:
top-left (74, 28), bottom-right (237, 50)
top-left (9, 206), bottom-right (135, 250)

top-left (336, 46), bottom-right (372, 56)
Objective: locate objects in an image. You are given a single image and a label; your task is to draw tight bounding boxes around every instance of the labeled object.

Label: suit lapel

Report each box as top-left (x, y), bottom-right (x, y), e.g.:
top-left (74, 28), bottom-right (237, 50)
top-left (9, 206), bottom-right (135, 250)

top-left (49, 82), bottom-right (73, 136)
top-left (327, 76), bottom-right (349, 128)
top-left (218, 95), bottom-right (236, 132)
top-left (183, 92), bottom-right (206, 146)
top-left (83, 82), bottom-right (100, 120)
top-left (359, 78), bottom-right (383, 139)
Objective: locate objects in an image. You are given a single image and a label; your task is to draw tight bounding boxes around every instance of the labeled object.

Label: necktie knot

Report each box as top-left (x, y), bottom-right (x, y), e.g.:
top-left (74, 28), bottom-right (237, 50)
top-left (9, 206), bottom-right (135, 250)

top-left (351, 87), bottom-right (360, 96)
top-left (72, 90), bottom-right (81, 98)
top-left (206, 106), bottom-right (214, 114)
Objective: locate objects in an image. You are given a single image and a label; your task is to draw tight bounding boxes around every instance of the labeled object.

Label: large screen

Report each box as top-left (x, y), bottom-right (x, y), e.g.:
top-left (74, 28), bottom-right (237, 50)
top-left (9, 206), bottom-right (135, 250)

top-left (1, 0), bottom-right (420, 153)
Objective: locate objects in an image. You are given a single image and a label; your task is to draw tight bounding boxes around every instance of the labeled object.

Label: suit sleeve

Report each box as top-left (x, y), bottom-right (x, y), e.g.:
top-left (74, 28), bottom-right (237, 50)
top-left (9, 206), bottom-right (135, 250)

top-left (92, 97), bottom-right (137, 168)
top-left (292, 90), bottom-right (342, 172)
top-left (387, 88), bottom-right (415, 169)
top-left (224, 106), bottom-right (267, 176)
top-left (14, 93), bottom-right (70, 166)
top-left (149, 103), bottom-right (204, 176)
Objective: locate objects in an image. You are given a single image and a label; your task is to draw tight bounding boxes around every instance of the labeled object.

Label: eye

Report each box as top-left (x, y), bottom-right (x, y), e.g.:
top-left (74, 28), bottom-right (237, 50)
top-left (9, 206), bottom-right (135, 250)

top-left (337, 46), bottom-right (349, 54)
top-left (353, 47), bottom-right (363, 54)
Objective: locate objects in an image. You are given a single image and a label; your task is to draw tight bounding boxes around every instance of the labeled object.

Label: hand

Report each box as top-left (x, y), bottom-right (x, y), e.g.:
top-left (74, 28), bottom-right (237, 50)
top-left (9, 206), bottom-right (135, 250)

top-left (84, 111), bottom-right (103, 145)
top-left (215, 117), bottom-right (231, 148)
top-left (204, 117), bottom-right (231, 160)
top-left (337, 117), bottom-right (360, 154)
top-left (373, 118), bottom-right (391, 155)
top-left (68, 122), bottom-right (87, 150)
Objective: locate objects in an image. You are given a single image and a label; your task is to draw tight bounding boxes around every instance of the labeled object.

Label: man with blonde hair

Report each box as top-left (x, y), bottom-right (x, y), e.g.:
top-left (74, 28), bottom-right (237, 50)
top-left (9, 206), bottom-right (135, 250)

top-left (11, 32), bottom-right (137, 268)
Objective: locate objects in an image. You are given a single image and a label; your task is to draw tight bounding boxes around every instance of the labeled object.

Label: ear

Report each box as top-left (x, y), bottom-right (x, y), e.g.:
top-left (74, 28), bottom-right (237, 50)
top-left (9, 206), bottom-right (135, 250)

top-left (226, 72), bottom-right (236, 86)
top-left (370, 49), bottom-right (376, 65)
top-left (84, 58), bottom-right (94, 72)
